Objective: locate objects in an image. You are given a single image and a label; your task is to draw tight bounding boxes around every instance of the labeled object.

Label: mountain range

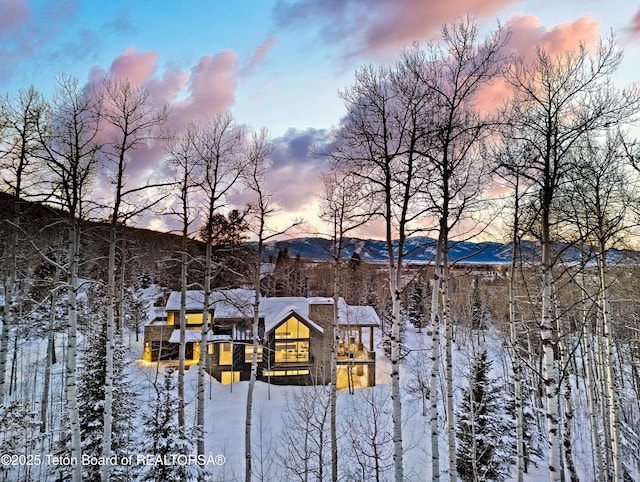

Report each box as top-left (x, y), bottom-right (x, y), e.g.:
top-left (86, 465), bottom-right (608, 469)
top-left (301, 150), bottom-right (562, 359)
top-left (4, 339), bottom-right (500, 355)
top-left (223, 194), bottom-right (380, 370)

top-left (263, 236), bottom-right (640, 265)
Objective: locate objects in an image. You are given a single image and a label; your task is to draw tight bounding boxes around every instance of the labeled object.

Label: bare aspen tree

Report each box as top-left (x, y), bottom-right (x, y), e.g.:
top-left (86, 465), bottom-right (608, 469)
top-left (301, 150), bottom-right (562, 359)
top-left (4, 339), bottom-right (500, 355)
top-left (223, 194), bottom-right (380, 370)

top-left (98, 77), bottom-right (168, 482)
top-left (242, 127), bottom-right (278, 482)
top-left (565, 133), bottom-right (639, 480)
top-left (402, 17), bottom-right (509, 479)
top-left (319, 162), bottom-right (372, 482)
top-left (342, 387), bottom-right (394, 482)
top-left (188, 112), bottom-right (244, 474)
top-left (501, 37), bottom-right (640, 480)
top-left (38, 74), bottom-right (102, 482)
top-left (164, 126), bottom-right (199, 429)
top-left (332, 57), bottom-right (432, 481)
top-left (0, 86), bottom-right (45, 407)
top-left (278, 384), bottom-right (332, 481)
top-left (494, 141), bottom-right (533, 482)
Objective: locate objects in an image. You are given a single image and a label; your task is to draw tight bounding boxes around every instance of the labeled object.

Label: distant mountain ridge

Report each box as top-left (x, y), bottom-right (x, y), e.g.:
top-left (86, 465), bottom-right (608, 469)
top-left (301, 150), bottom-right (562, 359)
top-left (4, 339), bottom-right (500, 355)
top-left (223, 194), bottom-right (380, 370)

top-left (263, 236), bottom-right (513, 264)
top-left (263, 236), bottom-right (640, 265)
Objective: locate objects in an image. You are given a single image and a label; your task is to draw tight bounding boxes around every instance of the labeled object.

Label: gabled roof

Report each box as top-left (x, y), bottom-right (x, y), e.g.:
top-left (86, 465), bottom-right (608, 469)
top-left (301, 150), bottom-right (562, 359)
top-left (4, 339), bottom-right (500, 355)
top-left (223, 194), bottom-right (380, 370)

top-left (162, 291), bottom-right (379, 329)
top-left (263, 301), bottom-right (324, 334)
top-left (165, 289), bottom-right (254, 318)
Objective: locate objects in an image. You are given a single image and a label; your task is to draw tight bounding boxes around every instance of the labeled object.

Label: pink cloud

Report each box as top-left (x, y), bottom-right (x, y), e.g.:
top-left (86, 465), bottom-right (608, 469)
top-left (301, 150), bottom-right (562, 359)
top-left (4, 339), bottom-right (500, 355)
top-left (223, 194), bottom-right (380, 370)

top-left (629, 10), bottom-right (640, 35)
top-left (361, 0), bottom-right (516, 58)
top-left (145, 67), bottom-right (190, 107)
top-left (242, 36), bottom-right (278, 75)
top-left (471, 15), bottom-right (602, 113)
top-left (505, 14), bottom-right (601, 58)
top-left (0, 0), bottom-right (28, 32)
top-left (94, 47), bottom-right (237, 129)
top-left (86, 47), bottom-right (241, 216)
top-left (171, 50), bottom-right (237, 126)
top-left (274, 0), bottom-right (516, 60)
top-left (109, 47), bottom-right (159, 83)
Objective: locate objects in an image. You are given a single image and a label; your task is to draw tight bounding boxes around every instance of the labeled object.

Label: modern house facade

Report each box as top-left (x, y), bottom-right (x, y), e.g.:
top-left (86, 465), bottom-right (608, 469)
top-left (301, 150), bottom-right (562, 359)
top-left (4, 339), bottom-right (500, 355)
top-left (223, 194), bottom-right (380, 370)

top-left (142, 289), bottom-right (379, 389)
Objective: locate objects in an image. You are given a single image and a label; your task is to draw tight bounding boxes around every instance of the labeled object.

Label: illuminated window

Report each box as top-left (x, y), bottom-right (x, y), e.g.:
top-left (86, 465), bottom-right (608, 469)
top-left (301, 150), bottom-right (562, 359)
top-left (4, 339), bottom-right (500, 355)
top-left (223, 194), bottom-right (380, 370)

top-left (219, 343), bottom-right (232, 365)
top-left (275, 341), bottom-right (309, 363)
top-left (275, 317), bottom-right (310, 339)
top-left (186, 313), bottom-right (210, 326)
top-left (244, 345), bottom-right (263, 363)
top-left (221, 371), bottom-right (240, 384)
top-left (263, 369), bottom-right (309, 377)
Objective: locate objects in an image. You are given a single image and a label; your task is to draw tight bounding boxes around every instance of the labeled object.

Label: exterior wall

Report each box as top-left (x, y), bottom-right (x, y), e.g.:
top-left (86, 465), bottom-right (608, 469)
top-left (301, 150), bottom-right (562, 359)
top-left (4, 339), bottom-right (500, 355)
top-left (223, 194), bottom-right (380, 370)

top-left (143, 295), bottom-right (376, 388)
top-left (308, 300), bottom-right (335, 384)
top-left (143, 324), bottom-right (173, 361)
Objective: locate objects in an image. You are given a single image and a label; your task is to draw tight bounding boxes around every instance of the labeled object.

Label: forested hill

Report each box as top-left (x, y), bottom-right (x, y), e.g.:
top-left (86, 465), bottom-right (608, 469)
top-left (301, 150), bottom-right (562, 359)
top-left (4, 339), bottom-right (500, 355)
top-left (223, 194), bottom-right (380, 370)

top-left (3, 192), bottom-right (638, 267)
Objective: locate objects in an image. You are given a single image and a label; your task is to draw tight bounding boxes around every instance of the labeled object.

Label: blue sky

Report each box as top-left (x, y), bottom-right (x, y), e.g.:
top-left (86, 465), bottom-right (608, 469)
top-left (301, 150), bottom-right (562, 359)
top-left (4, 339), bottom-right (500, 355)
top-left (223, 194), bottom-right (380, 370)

top-left (2, 0), bottom-right (640, 235)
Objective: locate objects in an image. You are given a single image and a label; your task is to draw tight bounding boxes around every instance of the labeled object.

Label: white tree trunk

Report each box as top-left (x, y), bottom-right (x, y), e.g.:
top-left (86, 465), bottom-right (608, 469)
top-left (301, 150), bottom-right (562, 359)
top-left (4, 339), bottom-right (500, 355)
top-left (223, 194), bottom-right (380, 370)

top-left (509, 250), bottom-right (525, 482)
top-left (67, 223), bottom-right (82, 482)
top-left (245, 281), bottom-right (260, 482)
top-left (246, 231), bottom-right (264, 482)
top-left (581, 284), bottom-right (605, 481)
top-left (389, 271), bottom-right (403, 482)
top-left (429, 234), bottom-right (444, 481)
top-left (555, 299), bottom-right (578, 482)
top-left (0, 200), bottom-right (19, 406)
top-left (178, 227), bottom-right (187, 429)
top-left (330, 253), bottom-right (339, 482)
top-left (596, 298), bottom-right (613, 473)
top-left (40, 290), bottom-right (57, 433)
top-left (197, 241), bottom-right (211, 477)
top-left (599, 250), bottom-right (622, 481)
top-left (540, 237), bottom-right (561, 481)
top-left (0, 287), bottom-right (10, 406)
top-left (441, 248), bottom-right (457, 481)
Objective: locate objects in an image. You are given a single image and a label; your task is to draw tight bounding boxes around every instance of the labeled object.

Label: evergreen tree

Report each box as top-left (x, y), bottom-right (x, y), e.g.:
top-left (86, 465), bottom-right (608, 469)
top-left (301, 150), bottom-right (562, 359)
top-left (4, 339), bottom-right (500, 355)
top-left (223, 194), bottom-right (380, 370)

top-left (456, 351), bottom-right (513, 482)
top-left (139, 368), bottom-right (204, 482)
top-left (0, 401), bottom-right (39, 482)
top-left (78, 288), bottom-right (137, 481)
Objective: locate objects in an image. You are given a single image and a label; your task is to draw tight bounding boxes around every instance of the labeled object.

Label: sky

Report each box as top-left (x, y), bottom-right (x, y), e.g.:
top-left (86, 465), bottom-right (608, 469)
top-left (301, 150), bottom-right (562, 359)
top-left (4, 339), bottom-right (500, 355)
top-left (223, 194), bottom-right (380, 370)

top-left (2, 0), bottom-right (640, 238)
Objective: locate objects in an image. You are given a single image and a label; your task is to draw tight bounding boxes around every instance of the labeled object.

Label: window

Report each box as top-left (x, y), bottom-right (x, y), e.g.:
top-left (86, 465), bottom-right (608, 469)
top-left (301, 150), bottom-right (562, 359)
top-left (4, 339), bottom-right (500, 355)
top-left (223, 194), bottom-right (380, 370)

top-left (273, 316), bottom-right (310, 364)
top-left (219, 343), bottom-right (232, 365)
top-left (275, 341), bottom-right (309, 363)
top-left (245, 345), bottom-right (263, 363)
top-left (275, 317), bottom-right (310, 339)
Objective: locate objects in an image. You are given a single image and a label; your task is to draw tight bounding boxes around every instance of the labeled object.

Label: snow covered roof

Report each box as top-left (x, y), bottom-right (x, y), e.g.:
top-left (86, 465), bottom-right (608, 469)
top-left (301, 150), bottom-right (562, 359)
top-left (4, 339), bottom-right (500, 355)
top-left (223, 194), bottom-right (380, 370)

top-left (260, 298), bottom-right (324, 334)
top-left (146, 306), bottom-right (167, 325)
top-left (162, 290), bottom-right (379, 330)
top-left (337, 298), bottom-right (380, 328)
top-left (165, 289), bottom-right (255, 318)
top-left (168, 329), bottom-right (203, 343)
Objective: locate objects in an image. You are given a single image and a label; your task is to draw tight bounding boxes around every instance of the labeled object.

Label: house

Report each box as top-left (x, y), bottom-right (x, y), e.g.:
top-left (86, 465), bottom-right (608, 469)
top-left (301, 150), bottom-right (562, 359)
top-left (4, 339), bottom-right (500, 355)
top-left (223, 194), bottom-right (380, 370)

top-left (142, 290), bottom-right (379, 389)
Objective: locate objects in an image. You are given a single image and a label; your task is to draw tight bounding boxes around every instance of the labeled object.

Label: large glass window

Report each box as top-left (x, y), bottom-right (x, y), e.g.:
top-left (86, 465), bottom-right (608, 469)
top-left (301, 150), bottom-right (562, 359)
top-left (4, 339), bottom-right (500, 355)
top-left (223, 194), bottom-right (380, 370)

top-left (219, 343), bottom-right (232, 365)
top-left (273, 317), bottom-right (310, 364)
top-left (275, 341), bottom-right (309, 363)
top-left (275, 317), bottom-right (310, 339)
top-left (244, 345), bottom-right (263, 363)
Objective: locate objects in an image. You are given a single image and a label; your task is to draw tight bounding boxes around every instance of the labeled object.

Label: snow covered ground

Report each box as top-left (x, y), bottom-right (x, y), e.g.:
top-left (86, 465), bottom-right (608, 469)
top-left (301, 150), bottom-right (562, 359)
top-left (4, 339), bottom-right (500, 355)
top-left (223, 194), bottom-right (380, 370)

top-left (124, 321), bottom-right (579, 481)
top-left (1, 290), bottom-right (604, 481)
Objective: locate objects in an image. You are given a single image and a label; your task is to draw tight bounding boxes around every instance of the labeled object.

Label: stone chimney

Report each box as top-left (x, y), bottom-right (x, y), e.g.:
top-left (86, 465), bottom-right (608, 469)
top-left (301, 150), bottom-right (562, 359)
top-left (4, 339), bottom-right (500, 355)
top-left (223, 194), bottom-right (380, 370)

top-left (308, 297), bottom-right (335, 383)
top-left (307, 297), bottom-right (335, 331)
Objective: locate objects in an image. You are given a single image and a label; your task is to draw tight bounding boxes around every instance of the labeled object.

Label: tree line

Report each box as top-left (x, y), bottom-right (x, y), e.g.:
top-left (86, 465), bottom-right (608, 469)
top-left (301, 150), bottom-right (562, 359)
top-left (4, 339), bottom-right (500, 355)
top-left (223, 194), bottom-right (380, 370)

top-left (2, 13), bottom-right (640, 482)
top-left (321, 14), bottom-right (640, 482)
